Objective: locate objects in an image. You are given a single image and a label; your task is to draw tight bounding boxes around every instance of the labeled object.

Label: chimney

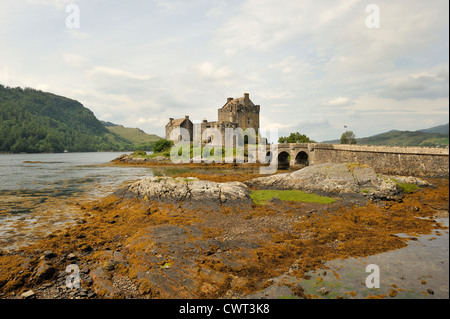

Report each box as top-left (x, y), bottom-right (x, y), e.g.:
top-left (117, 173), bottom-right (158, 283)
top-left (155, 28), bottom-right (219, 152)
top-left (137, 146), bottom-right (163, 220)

top-left (227, 97), bottom-right (233, 103)
top-left (244, 93), bottom-right (249, 107)
top-left (169, 118), bottom-right (174, 125)
top-left (185, 115), bottom-right (190, 121)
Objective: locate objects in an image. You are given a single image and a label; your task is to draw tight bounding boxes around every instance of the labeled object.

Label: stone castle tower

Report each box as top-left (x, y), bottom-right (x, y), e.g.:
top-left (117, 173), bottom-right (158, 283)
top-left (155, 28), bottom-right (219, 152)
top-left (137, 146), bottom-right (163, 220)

top-left (166, 93), bottom-right (260, 144)
top-left (218, 93), bottom-right (260, 132)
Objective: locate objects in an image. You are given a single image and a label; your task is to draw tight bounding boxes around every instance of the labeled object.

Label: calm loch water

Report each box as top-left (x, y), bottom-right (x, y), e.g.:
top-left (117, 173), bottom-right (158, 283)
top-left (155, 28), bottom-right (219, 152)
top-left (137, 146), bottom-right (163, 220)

top-left (0, 152), bottom-right (258, 251)
top-left (0, 152), bottom-right (154, 250)
top-left (0, 152), bottom-right (153, 213)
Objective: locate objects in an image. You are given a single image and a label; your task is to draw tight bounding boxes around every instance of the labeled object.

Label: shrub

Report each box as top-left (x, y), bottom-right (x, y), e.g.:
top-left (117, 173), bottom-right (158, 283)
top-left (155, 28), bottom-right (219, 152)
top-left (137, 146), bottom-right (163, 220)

top-left (396, 182), bottom-right (419, 194)
top-left (153, 139), bottom-right (174, 153)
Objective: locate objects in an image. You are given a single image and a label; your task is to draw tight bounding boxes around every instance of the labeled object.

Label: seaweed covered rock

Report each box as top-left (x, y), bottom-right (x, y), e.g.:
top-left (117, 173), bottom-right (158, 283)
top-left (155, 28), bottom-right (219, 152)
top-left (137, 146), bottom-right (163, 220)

top-left (246, 163), bottom-right (404, 201)
top-left (113, 176), bottom-right (252, 207)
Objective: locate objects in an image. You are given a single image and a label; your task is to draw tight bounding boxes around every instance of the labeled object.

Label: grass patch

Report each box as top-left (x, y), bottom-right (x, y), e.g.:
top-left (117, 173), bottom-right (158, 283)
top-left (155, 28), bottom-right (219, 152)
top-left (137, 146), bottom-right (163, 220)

top-left (106, 126), bottom-right (161, 145)
top-left (250, 189), bottom-right (336, 205)
top-left (130, 151), bottom-right (171, 159)
top-left (148, 151), bottom-right (171, 158)
top-left (396, 182), bottom-right (419, 194)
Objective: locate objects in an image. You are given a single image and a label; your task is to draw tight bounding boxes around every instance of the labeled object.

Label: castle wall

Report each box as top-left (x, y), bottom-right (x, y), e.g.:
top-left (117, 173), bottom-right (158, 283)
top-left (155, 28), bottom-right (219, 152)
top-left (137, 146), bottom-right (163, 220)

top-left (166, 118), bottom-right (193, 142)
top-left (217, 95), bottom-right (260, 133)
top-left (183, 120), bottom-right (193, 142)
top-left (165, 125), bottom-right (174, 141)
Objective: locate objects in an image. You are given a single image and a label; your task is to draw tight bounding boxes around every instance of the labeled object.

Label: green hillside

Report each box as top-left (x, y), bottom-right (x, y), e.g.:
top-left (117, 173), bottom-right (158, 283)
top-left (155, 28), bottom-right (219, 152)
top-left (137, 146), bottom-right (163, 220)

top-left (102, 122), bottom-right (161, 151)
top-left (0, 84), bottom-right (134, 153)
top-left (417, 123), bottom-right (449, 134)
top-left (321, 123), bottom-right (449, 147)
top-left (357, 130), bottom-right (449, 147)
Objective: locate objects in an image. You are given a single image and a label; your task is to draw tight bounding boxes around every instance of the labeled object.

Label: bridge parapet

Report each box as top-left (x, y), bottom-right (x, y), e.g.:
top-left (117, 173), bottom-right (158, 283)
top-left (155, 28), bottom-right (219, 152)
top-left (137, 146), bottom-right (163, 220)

top-left (273, 143), bottom-right (449, 155)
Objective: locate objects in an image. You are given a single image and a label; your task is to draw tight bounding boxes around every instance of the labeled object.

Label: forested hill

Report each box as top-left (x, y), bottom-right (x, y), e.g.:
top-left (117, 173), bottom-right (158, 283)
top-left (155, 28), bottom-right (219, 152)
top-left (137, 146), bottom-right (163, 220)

top-left (0, 84), bottom-right (133, 153)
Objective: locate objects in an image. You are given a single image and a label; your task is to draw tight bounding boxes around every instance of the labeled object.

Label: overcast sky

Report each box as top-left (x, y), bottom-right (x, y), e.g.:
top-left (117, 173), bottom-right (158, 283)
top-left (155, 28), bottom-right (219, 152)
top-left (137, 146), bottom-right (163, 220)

top-left (0, 0), bottom-right (448, 141)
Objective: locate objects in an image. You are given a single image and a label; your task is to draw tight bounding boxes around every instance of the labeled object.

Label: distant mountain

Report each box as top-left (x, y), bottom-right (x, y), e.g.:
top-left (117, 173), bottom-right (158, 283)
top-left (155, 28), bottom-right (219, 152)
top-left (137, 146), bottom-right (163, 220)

top-left (101, 121), bottom-right (162, 150)
top-left (357, 130), bottom-right (448, 147)
top-left (321, 138), bottom-right (340, 144)
top-left (417, 123), bottom-right (449, 134)
top-left (0, 84), bottom-right (134, 153)
top-left (321, 123), bottom-right (449, 147)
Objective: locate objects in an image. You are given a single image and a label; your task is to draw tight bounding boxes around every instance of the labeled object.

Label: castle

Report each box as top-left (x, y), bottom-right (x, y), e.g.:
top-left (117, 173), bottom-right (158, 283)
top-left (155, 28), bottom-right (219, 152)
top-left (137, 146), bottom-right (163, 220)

top-left (166, 93), bottom-right (260, 145)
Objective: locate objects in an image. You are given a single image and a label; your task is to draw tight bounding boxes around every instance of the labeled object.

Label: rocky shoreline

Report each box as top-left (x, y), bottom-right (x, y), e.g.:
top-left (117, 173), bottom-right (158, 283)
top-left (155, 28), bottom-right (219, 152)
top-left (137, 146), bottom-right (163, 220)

top-left (0, 163), bottom-right (448, 299)
top-left (109, 152), bottom-right (267, 168)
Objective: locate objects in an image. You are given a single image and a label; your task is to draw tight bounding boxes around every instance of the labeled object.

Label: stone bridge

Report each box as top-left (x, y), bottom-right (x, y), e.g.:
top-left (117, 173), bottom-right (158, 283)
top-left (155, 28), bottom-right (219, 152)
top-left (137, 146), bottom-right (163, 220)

top-left (265, 143), bottom-right (449, 177)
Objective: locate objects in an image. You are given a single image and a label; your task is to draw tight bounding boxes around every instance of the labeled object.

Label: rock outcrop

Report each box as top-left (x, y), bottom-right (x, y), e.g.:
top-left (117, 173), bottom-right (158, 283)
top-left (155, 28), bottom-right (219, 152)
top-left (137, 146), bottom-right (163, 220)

top-left (112, 154), bottom-right (169, 163)
top-left (388, 175), bottom-right (432, 187)
top-left (113, 176), bottom-right (252, 207)
top-left (113, 164), bottom-right (430, 207)
top-left (246, 163), bottom-right (404, 201)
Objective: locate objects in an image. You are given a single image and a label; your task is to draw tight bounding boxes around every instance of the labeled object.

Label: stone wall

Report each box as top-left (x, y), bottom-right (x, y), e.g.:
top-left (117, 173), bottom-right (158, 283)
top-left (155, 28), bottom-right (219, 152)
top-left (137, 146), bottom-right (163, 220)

top-left (217, 93), bottom-right (260, 132)
top-left (166, 118), bottom-right (193, 142)
top-left (275, 143), bottom-right (449, 177)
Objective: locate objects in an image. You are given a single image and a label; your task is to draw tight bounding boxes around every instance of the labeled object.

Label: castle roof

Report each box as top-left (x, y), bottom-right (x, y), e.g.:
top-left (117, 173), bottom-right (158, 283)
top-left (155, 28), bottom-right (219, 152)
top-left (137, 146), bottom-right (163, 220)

top-left (222, 93), bottom-right (254, 109)
top-left (166, 117), bottom-right (190, 127)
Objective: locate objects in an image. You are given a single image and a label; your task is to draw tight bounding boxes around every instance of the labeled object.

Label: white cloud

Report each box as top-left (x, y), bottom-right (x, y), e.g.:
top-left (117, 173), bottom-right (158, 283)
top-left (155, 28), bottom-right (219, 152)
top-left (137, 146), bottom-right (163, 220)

top-left (136, 116), bottom-right (167, 128)
top-left (348, 95), bottom-right (449, 116)
top-left (206, 1), bottom-right (226, 17)
top-left (153, 0), bottom-right (185, 12)
top-left (86, 66), bottom-right (152, 81)
top-left (64, 29), bottom-right (91, 40)
top-left (258, 89), bottom-right (296, 100)
top-left (214, 0), bottom-right (359, 53)
top-left (268, 56), bottom-right (314, 77)
top-left (26, 0), bottom-right (72, 10)
top-left (382, 68), bottom-right (449, 100)
top-left (63, 53), bottom-right (91, 68)
top-left (316, 1), bottom-right (449, 80)
top-left (325, 97), bottom-right (351, 106)
top-left (195, 62), bottom-right (235, 81)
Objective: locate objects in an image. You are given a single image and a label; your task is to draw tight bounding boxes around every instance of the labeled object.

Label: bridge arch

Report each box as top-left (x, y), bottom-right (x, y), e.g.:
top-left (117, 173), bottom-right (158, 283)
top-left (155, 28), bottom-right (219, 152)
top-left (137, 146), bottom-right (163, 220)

top-left (295, 151), bottom-right (309, 166)
top-left (278, 151), bottom-right (290, 170)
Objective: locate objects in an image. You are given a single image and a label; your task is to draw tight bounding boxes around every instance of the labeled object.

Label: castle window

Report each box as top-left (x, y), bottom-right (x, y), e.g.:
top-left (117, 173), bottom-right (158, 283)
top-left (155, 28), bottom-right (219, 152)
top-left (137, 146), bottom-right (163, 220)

top-left (247, 117), bottom-right (251, 125)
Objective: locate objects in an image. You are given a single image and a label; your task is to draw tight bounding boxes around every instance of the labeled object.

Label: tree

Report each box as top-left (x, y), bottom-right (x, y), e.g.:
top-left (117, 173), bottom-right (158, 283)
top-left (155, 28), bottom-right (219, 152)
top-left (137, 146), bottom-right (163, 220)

top-left (340, 131), bottom-right (358, 144)
top-left (278, 132), bottom-right (315, 144)
top-left (153, 139), bottom-right (174, 153)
